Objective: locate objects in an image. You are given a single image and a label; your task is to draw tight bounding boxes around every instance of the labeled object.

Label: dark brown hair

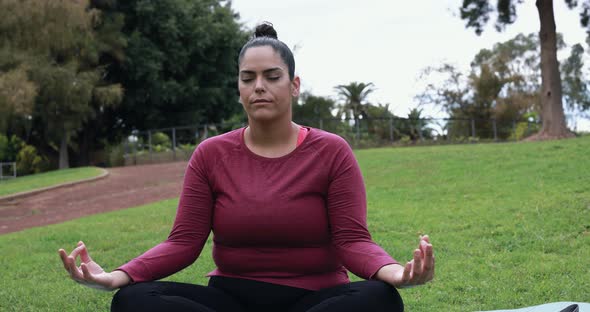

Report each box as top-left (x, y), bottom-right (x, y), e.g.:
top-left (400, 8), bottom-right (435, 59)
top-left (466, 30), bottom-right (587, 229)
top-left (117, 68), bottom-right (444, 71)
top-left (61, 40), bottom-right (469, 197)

top-left (238, 22), bottom-right (295, 80)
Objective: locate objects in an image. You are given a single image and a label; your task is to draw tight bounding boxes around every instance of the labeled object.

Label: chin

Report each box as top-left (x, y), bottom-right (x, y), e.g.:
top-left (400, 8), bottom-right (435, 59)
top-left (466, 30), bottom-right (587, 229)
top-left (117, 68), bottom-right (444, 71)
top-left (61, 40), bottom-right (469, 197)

top-left (249, 114), bottom-right (278, 123)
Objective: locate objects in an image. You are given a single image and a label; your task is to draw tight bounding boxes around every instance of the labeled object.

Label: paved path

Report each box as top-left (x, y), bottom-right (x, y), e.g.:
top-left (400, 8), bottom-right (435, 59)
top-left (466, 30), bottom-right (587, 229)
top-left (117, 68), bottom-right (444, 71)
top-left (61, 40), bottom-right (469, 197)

top-left (0, 162), bottom-right (187, 234)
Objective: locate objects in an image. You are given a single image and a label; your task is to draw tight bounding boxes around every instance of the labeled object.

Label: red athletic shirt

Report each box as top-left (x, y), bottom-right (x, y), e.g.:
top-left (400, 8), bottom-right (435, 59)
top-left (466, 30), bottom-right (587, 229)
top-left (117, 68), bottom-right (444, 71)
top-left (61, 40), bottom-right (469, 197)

top-left (117, 127), bottom-right (398, 290)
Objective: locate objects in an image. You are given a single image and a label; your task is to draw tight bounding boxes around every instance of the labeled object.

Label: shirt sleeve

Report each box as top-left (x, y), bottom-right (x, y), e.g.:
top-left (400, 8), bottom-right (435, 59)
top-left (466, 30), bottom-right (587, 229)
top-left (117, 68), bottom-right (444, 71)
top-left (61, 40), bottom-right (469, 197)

top-left (116, 145), bottom-right (213, 282)
top-left (326, 140), bottom-right (399, 279)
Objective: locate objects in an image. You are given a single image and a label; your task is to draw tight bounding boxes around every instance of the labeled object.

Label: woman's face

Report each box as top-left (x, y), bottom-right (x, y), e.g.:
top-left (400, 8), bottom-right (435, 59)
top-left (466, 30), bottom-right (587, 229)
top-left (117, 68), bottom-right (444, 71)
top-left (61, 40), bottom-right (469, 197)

top-left (238, 46), bottom-right (300, 123)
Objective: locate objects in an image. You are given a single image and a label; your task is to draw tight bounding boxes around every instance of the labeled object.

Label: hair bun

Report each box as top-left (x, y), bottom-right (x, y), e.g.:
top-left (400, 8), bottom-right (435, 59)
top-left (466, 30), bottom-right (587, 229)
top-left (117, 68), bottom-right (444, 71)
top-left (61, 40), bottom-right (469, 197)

top-left (254, 22), bottom-right (278, 39)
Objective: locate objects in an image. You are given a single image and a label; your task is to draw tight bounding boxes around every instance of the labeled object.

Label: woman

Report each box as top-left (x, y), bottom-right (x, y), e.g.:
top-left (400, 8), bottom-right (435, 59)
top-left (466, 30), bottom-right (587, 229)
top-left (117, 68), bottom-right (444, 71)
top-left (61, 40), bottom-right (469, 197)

top-left (59, 22), bottom-right (435, 312)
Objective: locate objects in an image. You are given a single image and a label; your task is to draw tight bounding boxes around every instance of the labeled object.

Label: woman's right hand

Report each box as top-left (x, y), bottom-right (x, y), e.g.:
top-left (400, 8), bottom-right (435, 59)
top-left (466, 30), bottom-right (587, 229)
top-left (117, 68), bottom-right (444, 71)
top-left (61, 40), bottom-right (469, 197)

top-left (58, 241), bottom-right (131, 291)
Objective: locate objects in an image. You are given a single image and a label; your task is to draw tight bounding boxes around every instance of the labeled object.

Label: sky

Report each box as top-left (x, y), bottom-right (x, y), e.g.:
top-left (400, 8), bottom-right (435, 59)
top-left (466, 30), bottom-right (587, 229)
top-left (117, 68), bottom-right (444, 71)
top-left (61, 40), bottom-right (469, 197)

top-left (231, 0), bottom-right (590, 131)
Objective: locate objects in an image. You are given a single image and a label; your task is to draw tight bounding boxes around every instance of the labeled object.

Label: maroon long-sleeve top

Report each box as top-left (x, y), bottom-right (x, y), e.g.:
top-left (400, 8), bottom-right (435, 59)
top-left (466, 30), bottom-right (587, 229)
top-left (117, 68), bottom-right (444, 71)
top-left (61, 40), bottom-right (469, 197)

top-left (117, 127), bottom-right (398, 290)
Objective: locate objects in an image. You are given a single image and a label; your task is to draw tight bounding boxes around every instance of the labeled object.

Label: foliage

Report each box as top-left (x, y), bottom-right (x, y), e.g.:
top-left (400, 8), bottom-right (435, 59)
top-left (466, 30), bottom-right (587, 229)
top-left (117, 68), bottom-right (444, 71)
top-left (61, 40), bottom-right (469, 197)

top-left (106, 143), bottom-right (125, 167)
top-left (151, 131), bottom-right (171, 149)
top-left (16, 144), bottom-right (48, 175)
top-left (562, 43), bottom-right (590, 111)
top-left (0, 0), bottom-right (126, 169)
top-left (334, 82), bottom-right (375, 122)
top-left (293, 92), bottom-right (336, 128)
top-left (0, 134), bottom-right (22, 162)
top-left (111, 0), bottom-right (249, 132)
top-left (0, 64), bottom-right (37, 133)
top-left (363, 103), bottom-right (396, 142)
top-left (458, 0), bottom-right (590, 137)
top-left (460, 0), bottom-right (590, 34)
top-left (417, 32), bottom-right (584, 140)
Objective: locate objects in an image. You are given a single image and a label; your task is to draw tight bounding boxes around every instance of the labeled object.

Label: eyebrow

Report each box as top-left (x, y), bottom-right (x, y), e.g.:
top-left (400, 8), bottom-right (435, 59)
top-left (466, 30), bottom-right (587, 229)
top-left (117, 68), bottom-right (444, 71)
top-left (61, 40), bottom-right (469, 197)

top-left (240, 67), bottom-right (283, 75)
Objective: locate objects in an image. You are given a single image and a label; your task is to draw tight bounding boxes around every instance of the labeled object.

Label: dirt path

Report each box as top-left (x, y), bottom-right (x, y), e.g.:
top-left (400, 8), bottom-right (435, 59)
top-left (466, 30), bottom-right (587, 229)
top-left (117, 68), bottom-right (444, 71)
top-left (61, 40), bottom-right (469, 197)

top-left (0, 162), bottom-right (188, 235)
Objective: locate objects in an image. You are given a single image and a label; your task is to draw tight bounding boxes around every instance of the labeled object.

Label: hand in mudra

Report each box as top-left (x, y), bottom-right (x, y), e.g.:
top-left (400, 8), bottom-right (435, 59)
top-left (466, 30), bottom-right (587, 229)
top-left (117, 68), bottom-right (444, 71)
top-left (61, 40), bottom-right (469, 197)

top-left (376, 235), bottom-right (435, 288)
top-left (58, 241), bottom-right (129, 291)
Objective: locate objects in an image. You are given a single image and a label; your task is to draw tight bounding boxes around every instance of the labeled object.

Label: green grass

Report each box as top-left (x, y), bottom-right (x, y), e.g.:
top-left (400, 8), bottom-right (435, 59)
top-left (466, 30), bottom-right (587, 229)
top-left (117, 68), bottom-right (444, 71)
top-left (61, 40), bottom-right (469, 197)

top-left (0, 167), bottom-right (105, 197)
top-left (1, 137), bottom-right (589, 311)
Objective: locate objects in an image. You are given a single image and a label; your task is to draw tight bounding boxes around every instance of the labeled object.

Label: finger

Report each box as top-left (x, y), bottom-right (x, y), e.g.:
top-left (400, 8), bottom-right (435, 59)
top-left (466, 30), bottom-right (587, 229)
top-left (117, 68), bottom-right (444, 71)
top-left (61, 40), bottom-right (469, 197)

top-left (81, 263), bottom-right (97, 283)
top-left (78, 243), bottom-right (93, 264)
top-left (421, 234), bottom-right (430, 244)
top-left (402, 261), bottom-right (412, 284)
top-left (426, 255), bottom-right (436, 282)
top-left (58, 249), bottom-right (70, 270)
top-left (419, 239), bottom-right (428, 256)
top-left (65, 256), bottom-right (85, 281)
top-left (412, 249), bottom-right (423, 276)
top-left (69, 244), bottom-right (84, 259)
top-left (423, 243), bottom-right (434, 273)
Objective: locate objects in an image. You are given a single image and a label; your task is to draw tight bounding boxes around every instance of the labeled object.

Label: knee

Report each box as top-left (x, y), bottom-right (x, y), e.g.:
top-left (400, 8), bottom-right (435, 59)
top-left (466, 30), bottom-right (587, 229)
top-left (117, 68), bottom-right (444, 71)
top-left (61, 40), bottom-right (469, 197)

top-left (111, 283), bottom-right (158, 312)
top-left (363, 280), bottom-right (404, 312)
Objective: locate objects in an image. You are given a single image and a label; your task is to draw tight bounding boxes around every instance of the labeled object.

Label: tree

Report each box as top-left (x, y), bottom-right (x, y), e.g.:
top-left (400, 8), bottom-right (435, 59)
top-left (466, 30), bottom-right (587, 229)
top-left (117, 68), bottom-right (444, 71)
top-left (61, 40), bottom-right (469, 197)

top-left (0, 65), bottom-right (37, 135)
top-left (292, 92), bottom-right (335, 127)
top-left (459, 0), bottom-right (590, 139)
top-left (109, 0), bottom-right (248, 132)
top-left (561, 43), bottom-right (590, 111)
top-left (417, 32), bottom-right (584, 140)
top-left (334, 82), bottom-right (375, 127)
top-left (0, 0), bottom-right (124, 169)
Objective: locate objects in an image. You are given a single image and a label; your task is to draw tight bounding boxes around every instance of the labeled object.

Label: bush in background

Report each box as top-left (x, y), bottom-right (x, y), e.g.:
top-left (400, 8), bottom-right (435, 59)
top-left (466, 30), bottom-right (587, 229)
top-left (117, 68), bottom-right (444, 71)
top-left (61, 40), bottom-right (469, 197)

top-left (16, 144), bottom-right (48, 175)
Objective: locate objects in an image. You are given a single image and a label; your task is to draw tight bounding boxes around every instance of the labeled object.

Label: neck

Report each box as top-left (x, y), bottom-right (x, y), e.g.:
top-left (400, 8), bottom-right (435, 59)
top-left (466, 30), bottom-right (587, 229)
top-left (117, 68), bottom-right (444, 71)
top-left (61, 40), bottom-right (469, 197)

top-left (246, 116), bottom-right (298, 147)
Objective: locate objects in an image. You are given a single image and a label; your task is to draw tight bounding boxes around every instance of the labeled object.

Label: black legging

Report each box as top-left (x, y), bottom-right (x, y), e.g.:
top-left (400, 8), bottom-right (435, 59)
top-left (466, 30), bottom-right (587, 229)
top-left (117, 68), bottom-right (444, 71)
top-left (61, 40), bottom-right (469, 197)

top-left (111, 276), bottom-right (404, 312)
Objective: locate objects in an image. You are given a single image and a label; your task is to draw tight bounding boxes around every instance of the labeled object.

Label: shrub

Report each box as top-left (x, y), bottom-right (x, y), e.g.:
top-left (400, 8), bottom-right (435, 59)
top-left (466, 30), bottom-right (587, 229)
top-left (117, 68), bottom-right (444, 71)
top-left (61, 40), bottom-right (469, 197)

top-left (0, 134), bottom-right (24, 162)
top-left (107, 143), bottom-right (125, 167)
top-left (151, 132), bottom-right (171, 149)
top-left (16, 144), bottom-right (48, 175)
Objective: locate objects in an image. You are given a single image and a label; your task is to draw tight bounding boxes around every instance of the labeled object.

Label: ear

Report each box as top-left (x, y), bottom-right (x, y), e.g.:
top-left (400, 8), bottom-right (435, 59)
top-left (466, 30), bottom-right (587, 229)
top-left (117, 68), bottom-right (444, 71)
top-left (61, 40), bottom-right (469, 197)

top-left (291, 76), bottom-right (301, 97)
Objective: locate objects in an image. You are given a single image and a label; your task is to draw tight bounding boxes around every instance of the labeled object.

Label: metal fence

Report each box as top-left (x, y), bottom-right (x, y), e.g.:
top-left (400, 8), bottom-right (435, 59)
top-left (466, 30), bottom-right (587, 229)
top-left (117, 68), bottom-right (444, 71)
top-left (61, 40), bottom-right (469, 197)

top-left (121, 117), bottom-right (541, 166)
top-left (0, 162), bottom-right (16, 180)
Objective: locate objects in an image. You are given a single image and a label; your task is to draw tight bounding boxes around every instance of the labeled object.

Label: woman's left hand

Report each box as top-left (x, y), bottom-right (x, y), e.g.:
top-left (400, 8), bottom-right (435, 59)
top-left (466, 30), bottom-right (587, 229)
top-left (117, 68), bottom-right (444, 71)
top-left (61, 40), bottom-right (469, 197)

top-left (376, 235), bottom-right (435, 288)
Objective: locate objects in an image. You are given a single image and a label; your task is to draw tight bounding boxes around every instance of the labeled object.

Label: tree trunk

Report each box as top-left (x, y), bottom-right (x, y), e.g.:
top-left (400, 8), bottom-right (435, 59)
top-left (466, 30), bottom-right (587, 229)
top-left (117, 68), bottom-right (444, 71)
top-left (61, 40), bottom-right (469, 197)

top-left (78, 126), bottom-right (91, 167)
top-left (59, 131), bottom-right (69, 169)
top-left (530, 0), bottom-right (574, 140)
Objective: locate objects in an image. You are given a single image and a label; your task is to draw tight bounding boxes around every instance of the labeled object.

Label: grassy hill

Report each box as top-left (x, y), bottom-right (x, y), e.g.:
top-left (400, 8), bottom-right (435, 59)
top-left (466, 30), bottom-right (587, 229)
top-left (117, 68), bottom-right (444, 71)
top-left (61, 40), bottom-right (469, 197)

top-left (0, 167), bottom-right (105, 197)
top-left (0, 137), bottom-right (588, 311)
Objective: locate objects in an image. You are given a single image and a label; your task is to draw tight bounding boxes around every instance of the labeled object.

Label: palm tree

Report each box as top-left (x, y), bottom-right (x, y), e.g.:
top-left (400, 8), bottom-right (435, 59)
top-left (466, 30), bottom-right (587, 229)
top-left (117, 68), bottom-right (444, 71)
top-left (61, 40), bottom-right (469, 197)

top-left (334, 82), bottom-right (375, 126)
top-left (399, 108), bottom-right (432, 142)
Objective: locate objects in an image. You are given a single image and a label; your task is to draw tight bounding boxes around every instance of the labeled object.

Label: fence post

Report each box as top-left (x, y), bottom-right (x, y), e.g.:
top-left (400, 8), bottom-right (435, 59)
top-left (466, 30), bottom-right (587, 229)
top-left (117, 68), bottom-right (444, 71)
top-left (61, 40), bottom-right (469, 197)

top-left (319, 118), bottom-right (323, 130)
top-left (132, 138), bottom-right (137, 165)
top-left (203, 124), bottom-right (208, 139)
top-left (471, 119), bottom-right (476, 140)
top-left (1, 163), bottom-right (3, 180)
top-left (355, 119), bottom-right (360, 142)
top-left (13, 161), bottom-right (16, 178)
top-left (493, 119), bottom-right (498, 142)
top-left (148, 130), bottom-right (153, 163)
top-left (172, 128), bottom-right (177, 161)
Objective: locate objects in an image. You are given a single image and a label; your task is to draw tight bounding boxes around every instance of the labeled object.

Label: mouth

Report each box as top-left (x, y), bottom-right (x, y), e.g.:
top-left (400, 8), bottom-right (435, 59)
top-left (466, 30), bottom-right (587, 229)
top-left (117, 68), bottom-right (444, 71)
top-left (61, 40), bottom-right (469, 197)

top-left (252, 99), bottom-right (272, 104)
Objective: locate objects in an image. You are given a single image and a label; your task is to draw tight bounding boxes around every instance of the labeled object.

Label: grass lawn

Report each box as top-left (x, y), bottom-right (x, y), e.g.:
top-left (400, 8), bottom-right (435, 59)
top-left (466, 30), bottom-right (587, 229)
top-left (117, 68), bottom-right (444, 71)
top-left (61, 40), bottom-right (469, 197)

top-left (1, 137), bottom-right (589, 311)
top-left (0, 167), bottom-right (105, 197)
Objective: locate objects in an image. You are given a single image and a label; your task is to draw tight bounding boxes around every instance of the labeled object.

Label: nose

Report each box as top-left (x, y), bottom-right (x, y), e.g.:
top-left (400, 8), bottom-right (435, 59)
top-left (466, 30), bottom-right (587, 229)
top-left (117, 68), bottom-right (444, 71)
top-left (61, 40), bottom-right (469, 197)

top-left (254, 77), bottom-right (265, 93)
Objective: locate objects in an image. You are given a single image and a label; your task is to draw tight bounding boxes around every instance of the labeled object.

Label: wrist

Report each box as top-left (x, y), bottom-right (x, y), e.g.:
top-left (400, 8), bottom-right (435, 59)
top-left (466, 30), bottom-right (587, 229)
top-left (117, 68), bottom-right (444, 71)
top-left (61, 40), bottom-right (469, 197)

top-left (375, 263), bottom-right (404, 284)
top-left (110, 270), bottom-right (132, 289)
